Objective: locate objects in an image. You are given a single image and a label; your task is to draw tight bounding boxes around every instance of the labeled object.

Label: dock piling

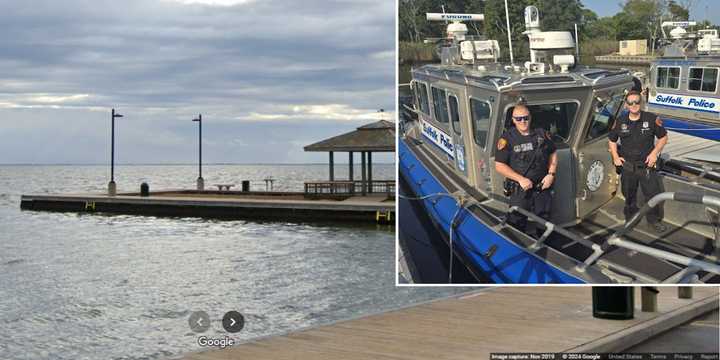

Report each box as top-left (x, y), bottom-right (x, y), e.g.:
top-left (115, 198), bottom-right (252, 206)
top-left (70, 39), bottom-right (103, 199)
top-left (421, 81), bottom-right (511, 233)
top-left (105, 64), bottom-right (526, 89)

top-left (678, 287), bottom-right (693, 299)
top-left (641, 286), bottom-right (659, 312)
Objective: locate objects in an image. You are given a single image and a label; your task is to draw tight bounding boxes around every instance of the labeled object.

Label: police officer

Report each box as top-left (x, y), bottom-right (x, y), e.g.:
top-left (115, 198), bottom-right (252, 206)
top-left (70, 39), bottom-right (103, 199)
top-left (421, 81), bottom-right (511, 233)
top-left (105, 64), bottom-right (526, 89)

top-left (495, 104), bottom-right (558, 234)
top-left (608, 90), bottom-right (668, 232)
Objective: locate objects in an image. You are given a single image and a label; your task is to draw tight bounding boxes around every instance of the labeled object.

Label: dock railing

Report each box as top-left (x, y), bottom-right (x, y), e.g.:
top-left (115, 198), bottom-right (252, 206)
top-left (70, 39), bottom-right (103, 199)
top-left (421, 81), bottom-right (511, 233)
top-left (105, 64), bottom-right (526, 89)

top-left (357, 180), bottom-right (396, 195)
top-left (304, 180), bottom-right (395, 199)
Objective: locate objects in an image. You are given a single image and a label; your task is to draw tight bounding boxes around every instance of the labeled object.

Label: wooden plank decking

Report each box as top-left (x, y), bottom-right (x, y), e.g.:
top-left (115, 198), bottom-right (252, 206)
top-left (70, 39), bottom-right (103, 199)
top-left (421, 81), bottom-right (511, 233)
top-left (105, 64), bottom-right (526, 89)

top-left (181, 287), bottom-right (718, 360)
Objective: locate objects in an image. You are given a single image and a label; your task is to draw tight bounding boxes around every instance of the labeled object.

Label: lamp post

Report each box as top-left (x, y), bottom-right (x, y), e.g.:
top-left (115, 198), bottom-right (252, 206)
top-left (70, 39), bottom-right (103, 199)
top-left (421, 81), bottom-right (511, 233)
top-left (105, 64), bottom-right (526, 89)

top-left (108, 108), bottom-right (123, 196)
top-left (192, 114), bottom-right (203, 190)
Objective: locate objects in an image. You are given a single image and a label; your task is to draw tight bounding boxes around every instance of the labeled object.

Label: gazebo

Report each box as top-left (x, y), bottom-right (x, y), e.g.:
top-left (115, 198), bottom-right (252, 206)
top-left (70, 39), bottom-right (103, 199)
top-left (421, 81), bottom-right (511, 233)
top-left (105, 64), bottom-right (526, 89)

top-left (304, 119), bottom-right (395, 197)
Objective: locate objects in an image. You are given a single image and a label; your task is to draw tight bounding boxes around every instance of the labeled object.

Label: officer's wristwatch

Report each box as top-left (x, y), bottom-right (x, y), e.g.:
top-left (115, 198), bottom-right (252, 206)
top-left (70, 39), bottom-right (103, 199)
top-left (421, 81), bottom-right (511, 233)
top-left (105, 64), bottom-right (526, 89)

top-left (548, 172), bottom-right (556, 176)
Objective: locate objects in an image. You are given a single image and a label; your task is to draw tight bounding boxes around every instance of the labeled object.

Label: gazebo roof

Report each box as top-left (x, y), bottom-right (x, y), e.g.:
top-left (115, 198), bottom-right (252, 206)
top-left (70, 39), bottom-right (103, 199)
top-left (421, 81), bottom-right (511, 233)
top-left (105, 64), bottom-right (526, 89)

top-left (304, 120), bottom-right (395, 152)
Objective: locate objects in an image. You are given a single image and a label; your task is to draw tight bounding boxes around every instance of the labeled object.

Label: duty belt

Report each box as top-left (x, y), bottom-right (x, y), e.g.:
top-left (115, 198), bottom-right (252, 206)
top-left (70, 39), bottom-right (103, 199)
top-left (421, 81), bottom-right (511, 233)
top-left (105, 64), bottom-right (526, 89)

top-left (624, 161), bottom-right (647, 171)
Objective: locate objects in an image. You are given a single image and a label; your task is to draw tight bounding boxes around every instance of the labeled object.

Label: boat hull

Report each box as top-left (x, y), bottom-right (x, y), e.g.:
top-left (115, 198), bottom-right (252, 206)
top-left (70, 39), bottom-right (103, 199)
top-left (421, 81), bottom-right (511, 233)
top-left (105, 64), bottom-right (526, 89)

top-left (658, 116), bottom-right (720, 141)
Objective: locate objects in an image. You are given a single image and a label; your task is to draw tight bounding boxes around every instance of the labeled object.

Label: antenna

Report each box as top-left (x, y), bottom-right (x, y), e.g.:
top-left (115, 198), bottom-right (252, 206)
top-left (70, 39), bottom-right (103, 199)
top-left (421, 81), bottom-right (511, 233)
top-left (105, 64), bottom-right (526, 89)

top-left (504, 0), bottom-right (514, 65)
top-left (574, 23), bottom-right (580, 61)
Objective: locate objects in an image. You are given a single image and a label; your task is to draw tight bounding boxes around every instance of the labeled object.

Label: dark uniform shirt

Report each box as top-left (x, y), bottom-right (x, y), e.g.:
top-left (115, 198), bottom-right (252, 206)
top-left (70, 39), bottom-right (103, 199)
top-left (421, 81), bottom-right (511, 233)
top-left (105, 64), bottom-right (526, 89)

top-left (608, 111), bottom-right (667, 162)
top-left (496, 127), bottom-right (556, 183)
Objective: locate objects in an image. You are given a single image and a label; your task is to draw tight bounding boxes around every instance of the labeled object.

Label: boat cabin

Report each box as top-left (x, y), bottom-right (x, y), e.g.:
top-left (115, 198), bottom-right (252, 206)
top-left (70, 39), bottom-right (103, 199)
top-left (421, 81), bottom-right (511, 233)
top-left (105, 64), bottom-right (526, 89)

top-left (409, 63), bottom-right (634, 226)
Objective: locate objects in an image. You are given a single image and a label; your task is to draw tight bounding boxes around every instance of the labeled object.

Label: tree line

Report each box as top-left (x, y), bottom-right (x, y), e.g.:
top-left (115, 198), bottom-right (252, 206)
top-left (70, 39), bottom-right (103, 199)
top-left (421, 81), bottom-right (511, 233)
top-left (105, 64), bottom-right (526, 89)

top-left (400, 0), bottom-right (715, 63)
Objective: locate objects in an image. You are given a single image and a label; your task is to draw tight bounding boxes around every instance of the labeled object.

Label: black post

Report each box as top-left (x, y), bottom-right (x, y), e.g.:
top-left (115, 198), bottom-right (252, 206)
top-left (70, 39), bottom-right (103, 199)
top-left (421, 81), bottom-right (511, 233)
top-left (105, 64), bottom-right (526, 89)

top-left (329, 151), bottom-right (334, 181)
top-left (361, 151), bottom-right (366, 196)
top-left (111, 108), bottom-right (115, 182)
top-left (109, 108), bottom-right (123, 195)
top-left (193, 114), bottom-right (204, 190)
top-left (592, 286), bottom-right (634, 320)
top-left (199, 114), bottom-right (202, 178)
top-left (368, 151), bottom-right (373, 193)
top-left (349, 151), bottom-right (354, 181)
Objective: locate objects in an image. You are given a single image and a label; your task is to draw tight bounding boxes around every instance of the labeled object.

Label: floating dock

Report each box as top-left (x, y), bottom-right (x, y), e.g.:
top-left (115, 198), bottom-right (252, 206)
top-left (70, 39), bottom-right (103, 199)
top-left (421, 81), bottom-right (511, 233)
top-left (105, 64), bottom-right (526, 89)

top-left (180, 287), bottom-right (718, 359)
top-left (594, 54), bottom-right (655, 65)
top-left (20, 190), bottom-right (395, 223)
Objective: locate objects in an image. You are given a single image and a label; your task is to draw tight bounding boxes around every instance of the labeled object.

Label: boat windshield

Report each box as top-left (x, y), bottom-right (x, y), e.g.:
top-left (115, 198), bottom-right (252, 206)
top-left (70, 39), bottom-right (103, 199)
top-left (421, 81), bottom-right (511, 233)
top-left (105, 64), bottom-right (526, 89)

top-left (585, 93), bottom-right (625, 142)
top-left (504, 102), bottom-right (579, 142)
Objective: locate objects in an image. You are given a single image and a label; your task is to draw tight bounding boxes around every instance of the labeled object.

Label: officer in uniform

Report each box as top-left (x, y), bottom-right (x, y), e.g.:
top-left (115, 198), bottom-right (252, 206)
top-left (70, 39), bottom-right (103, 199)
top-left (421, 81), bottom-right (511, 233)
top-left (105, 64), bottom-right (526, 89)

top-left (495, 104), bottom-right (558, 234)
top-left (608, 90), bottom-right (668, 232)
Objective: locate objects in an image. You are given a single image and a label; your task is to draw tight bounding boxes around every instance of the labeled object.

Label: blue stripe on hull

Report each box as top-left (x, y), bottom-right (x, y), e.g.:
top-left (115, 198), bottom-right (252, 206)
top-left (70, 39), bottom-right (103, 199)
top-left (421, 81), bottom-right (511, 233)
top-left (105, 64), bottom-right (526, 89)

top-left (399, 139), bottom-right (584, 284)
top-left (658, 117), bottom-right (720, 141)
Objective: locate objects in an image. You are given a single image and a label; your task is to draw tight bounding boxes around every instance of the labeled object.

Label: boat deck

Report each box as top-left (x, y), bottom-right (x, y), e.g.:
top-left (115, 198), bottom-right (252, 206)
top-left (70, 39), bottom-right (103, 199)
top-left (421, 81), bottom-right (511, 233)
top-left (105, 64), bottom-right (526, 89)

top-left (564, 196), bottom-right (719, 283)
top-left (180, 287), bottom-right (719, 360)
top-left (664, 130), bottom-right (720, 164)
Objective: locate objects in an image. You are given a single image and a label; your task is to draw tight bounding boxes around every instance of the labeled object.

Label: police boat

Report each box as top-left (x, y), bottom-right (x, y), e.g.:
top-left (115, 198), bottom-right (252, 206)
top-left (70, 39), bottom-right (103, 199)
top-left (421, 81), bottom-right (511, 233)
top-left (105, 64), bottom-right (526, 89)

top-left (399, 7), bottom-right (720, 284)
top-left (645, 21), bottom-right (720, 141)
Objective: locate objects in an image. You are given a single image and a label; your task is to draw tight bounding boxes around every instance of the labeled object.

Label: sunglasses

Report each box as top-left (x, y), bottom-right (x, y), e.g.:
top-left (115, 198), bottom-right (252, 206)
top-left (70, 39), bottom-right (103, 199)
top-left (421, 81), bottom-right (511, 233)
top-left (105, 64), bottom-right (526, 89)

top-left (626, 100), bottom-right (641, 106)
top-left (512, 115), bottom-right (530, 122)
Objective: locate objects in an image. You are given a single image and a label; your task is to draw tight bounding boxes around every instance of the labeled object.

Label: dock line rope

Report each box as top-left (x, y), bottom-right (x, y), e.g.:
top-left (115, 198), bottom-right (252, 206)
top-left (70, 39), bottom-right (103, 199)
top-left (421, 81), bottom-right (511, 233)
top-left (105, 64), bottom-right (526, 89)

top-left (399, 191), bottom-right (475, 283)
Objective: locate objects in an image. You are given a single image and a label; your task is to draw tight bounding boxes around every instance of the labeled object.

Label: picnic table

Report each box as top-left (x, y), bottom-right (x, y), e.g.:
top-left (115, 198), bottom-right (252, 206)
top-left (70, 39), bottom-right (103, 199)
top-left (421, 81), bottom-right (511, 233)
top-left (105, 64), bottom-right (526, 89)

top-left (214, 184), bottom-right (235, 191)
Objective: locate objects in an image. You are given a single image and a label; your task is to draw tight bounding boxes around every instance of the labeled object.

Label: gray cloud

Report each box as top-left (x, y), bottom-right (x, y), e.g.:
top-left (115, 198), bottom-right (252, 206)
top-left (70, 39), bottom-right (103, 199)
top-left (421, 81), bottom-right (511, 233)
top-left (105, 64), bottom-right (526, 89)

top-left (0, 0), bottom-right (395, 164)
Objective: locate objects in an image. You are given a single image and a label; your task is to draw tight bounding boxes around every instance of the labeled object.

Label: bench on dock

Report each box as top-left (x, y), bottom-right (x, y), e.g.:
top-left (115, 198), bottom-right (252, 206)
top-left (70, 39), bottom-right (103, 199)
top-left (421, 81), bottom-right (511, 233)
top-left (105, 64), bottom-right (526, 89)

top-left (213, 184), bottom-right (235, 191)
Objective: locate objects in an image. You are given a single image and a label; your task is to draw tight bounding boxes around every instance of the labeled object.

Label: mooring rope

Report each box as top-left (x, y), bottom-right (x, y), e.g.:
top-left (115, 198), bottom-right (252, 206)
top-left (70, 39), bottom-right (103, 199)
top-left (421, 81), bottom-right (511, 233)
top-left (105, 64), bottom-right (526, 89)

top-left (398, 191), bottom-right (471, 283)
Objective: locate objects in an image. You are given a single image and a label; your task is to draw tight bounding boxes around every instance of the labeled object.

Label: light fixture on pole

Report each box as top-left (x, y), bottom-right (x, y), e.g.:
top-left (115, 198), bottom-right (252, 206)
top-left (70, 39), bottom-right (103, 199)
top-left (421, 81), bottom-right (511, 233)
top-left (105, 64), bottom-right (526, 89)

top-left (378, 108), bottom-right (385, 121)
top-left (192, 114), bottom-right (203, 191)
top-left (108, 108), bottom-right (123, 196)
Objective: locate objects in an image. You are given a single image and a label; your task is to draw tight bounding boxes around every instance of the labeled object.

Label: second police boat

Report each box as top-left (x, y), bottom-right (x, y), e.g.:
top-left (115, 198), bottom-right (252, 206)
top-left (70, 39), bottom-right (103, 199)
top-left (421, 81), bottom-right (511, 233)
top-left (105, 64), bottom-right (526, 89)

top-left (645, 21), bottom-right (720, 141)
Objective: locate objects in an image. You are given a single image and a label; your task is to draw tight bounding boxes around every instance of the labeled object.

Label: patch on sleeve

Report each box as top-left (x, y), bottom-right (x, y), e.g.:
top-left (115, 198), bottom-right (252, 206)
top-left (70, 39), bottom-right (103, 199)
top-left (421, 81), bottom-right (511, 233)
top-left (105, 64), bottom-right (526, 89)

top-left (497, 137), bottom-right (507, 150)
top-left (544, 131), bottom-right (552, 140)
top-left (655, 117), bottom-right (663, 127)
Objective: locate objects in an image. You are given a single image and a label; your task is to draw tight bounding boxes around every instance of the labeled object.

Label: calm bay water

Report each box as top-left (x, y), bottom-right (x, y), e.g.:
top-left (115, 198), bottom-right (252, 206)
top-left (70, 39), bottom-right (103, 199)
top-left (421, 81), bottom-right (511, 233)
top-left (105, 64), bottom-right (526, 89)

top-left (0, 164), bottom-right (469, 360)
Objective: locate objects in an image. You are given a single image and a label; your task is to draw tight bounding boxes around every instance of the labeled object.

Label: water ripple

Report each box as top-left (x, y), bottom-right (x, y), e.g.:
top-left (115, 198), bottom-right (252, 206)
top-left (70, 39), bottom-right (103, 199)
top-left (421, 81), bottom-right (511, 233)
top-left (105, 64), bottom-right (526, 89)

top-left (0, 164), bottom-right (469, 360)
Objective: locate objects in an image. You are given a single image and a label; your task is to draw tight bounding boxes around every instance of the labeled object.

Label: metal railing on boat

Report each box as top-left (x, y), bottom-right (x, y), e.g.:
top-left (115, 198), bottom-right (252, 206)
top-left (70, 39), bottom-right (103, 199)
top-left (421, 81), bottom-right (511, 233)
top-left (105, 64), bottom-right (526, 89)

top-left (505, 193), bottom-right (720, 283)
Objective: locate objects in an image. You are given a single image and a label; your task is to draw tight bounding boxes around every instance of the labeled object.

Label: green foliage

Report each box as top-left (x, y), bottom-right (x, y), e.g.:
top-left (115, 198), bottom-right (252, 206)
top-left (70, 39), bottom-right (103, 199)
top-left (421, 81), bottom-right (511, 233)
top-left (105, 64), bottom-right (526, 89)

top-left (583, 15), bottom-right (618, 41)
top-left (483, 0), bottom-right (532, 62)
top-left (537, 0), bottom-right (583, 33)
top-left (667, 0), bottom-right (689, 20)
top-left (578, 39), bottom-right (618, 65)
top-left (399, 41), bottom-right (437, 64)
top-left (697, 20), bottom-right (719, 30)
top-left (614, 0), bottom-right (665, 41)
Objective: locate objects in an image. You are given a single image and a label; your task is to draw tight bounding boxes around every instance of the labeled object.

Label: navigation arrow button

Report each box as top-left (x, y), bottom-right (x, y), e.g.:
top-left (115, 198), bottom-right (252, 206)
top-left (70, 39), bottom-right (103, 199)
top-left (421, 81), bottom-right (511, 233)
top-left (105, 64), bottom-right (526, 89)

top-left (189, 311), bottom-right (210, 333)
top-left (222, 311), bottom-right (244, 333)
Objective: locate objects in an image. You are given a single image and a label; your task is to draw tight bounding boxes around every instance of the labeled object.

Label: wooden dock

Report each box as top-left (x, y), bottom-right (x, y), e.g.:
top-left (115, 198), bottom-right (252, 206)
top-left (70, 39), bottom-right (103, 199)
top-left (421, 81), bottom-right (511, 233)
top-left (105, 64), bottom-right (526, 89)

top-left (181, 287), bottom-right (718, 360)
top-left (20, 190), bottom-right (395, 223)
top-left (594, 54), bottom-right (656, 65)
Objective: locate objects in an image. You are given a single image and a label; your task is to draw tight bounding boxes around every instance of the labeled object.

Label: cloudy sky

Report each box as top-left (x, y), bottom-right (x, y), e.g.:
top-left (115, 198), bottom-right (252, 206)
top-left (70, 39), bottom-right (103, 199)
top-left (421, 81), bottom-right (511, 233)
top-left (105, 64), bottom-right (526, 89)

top-left (0, 0), bottom-right (395, 164)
